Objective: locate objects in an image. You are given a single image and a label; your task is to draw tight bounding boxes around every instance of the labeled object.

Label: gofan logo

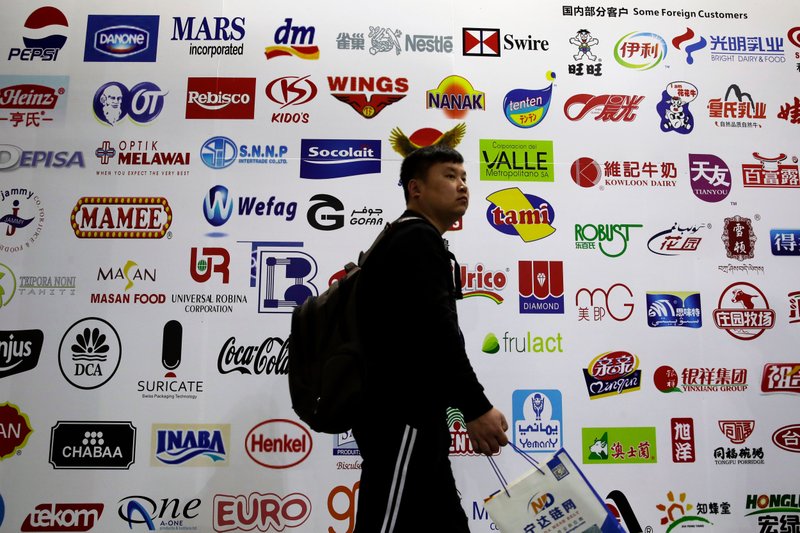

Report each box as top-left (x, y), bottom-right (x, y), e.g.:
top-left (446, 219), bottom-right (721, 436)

top-left (8, 6), bottom-right (69, 61)
top-left (245, 419), bottom-right (312, 468)
top-left (70, 197), bottom-right (172, 239)
top-left (713, 282), bottom-right (775, 340)
top-left (0, 329), bottom-right (44, 379)
top-left (21, 503), bottom-right (103, 532)
top-left (84, 15), bottom-right (159, 62)
top-left (583, 351), bottom-right (641, 399)
top-left (299, 139), bottom-right (381, 179)
top-left (213, 492), bottom-right (311, 532)
top-left (773, 425), bottom-right (800, 453)
top-left (186, 77), bottom-right (256, 119)
top-left (0, 401), bottom-right (33, 460)
top-left (486, 188), bottom-right (556, 243)
top-left (49, 421), bottom-right (135, 469)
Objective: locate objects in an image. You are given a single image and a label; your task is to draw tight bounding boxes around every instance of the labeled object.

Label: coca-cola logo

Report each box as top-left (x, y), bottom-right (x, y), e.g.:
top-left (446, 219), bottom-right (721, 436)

top-left (245, 419), bottom-right (312, 469)
top-left (185, 77), bottom-right (256, 119)
top-left (217, 336), bottom-right (288, 375)
top-left (773, 424), bottom-right (800, 453)
top-left (21, 503), bottom-right (104, 532)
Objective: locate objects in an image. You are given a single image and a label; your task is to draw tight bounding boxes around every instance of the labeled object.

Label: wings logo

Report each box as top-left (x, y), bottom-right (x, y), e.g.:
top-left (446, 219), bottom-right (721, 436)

top-left (672, 28), bottom-right (707, 64)
top-left (328, 76), bottom-right (408, 119)
top-left (8, 6), bottom-right (69, 61)
top-left (265, 18), bottom-right (319, 60)
top-left (486, 188), bottom-right (556, 243)
top-left (503, 72), bottom-right (555, 128)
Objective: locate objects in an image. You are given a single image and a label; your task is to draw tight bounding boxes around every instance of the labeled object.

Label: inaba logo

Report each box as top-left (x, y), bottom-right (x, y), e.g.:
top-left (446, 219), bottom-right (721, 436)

top-left (84, 15), bottom-right (160, 62)
top-left (8, 6), bottom-right (69, 61)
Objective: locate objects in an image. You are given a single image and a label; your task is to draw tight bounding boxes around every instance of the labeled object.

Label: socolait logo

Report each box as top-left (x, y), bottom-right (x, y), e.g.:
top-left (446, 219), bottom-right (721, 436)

top-left (583, 351), bottom-right (641, 399)
top-left (688, 153), bottom-right (731, 202)
top-left (657, 81), bottom-right (697, 134)
top-left (1, 186), bottom-right (44, 254)
top-left (511, 389), bottom-right (562, 454)
top-left (8, 6), bottom-right (69, 61)
top-left (185, 77), bottom-right (256, 119)
top-left (92, 81), bottom-right (167, 126)
top-left (426, 75), bottom-right (484, 119)
top-left (246, 419), bottom-right (312, 468)
top-left (152, 424), bottom-right (229, 466)
top-left (0, 329), bottom-right (43, 379)
top-left (0, 401), bottom-right (33, 460)
top-left (486, 188), bottom-right (556, 243)
top-left (213, 492), bottom-right (311, 531)
top-left (646, 292), bottom-right (702, 328)
top-left (503, 72), bottom-right (555, 128)
top-left (713, 281), bottom-right (774, 340)
top-left (761, 363), bottom-right (800, 394)
top-left (0, 144), bottom-right (84, 171)
top-left (71, 197), bottom-right (172, 239)
top-left (614, 31), bottom-right (667, 70)
top-left (0, 75), bottom-right (68, 127)
top-left (84, 15), bottom-right (159, 62)
top-left (171, 16), bottom-right (246, 57)
top-left (21, 503), bottom-right (104, 532)
top-left (582, 427), bottom-right (657, 464)
top-left (300, 139), bottom-right (380, 179)
top-left (58, 317), bottom-right (122, 390)
top-left (49, 421), bottom-right (135, 469)
top-left (479, 139), bottom-right (554, 182)
top-left (265, 18), bottom-right (319, 60)
top-left (518, 260), bottom-right (563, 314)
top-left (328, 76), bottom-right (408, 119)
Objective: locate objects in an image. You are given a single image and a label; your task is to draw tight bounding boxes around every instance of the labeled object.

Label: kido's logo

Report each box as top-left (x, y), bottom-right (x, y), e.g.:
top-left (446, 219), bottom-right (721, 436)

top-left (486, 187), bottom-right (556, 243)
top-left (245, 419), bottom-right (312, 469)
top-left (8, 6), bottom-right (69, 61)
top-left (84, 15), bottom-right (160, 62)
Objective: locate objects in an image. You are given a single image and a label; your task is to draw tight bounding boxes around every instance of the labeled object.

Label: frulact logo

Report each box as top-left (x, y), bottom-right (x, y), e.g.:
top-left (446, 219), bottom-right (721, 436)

top-left (84, 15), bottom-right (159, 62)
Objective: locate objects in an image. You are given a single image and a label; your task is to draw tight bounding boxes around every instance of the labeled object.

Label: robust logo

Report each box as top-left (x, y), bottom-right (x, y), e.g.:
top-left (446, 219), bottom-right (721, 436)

top-left (8, 7), bottom-right (69, 61)
top-left (71, 197), bottom-right (172, 239)
top-left (49, 421), bottom-right (135, 469)
top-left (582, 427), bottom-right (657, 464)
top-left (742, 153), bottom-right (800, 188)
top-left (503, 73), bottom-right (555, 128)
top-left (242, 241), bottom-right (317, 313)
top-left (186, 77), bottom-right (256, 119)
top-left (21, 503), bottom-right (104, 532)
top-left (58, 317), bottom-right (121, 389)
top-left (657, 81), bottom-right (697, 134)
top-left (646, 292), bottom-right (702, 328)
top-left (583, 351), bottom-right (641, 399)
top-left (479, 139), bottom-right (553, 182)
top-left (265, 18), bottom-right (319, 60)
top-left (246, 419), bottom-right (312, 468)
top-left (213, 493), bottom-right (311, 531)
top-left (511, 390), bottom-right (562, 454)
top-left (152, 424), bottom-right (229, 466)
top-left (0, 75), bottom-right (68, 127)
top-left (93, 81), bottom-right (166, 126)
top-left (575, 223), bottom-right (642, 258)
top-left (0, 329), bottom-right (43, 379)
top-left (328, 76), bottom-right (408, 119)
top-left (518, 260), bottom-right (563, 314)
top-left (84, 15), bottom-right (159, 62)
top-left (761, 363), bottom-right (800, 394)
top-left (486, 188), bottom-right (556, 243)
top-left (614, 31), bottom-right (667, 70)
top-left (300, 139), bottom-right (381, 179)
top-left (0, 402), bottom-right (33, 460)
top-left (689, 154), bottom-right (731, 202)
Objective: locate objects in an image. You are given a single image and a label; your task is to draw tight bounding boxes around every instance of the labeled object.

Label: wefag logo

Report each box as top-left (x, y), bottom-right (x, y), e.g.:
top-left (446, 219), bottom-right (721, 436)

top-left (0, 401), bottom-right (33, 460)
top-left (0, 329), bottom-right (44, 379)
top-left (8, 7), bottom-right (69, 61)
top-left (772, 425), bottom-right (800, 453)
top-left (614, 31), bottom-right (667, 70)
top-left (84, 15), bottom-right (159, 62)
top-left (71, 197), bottom-right (172, 239)
top-left (426, 75), bottom-right (484, 119)
top-left (583, 351), bottom-right (641, 399)
top-left (265, 18), bottom-right (319, 60)
top-left (245, 419), bottom-right (312, 468)
top-left (479, 139), bottom-right (554, 182)
top-left (300, 139), bottom-right (381, 179)
top-left (21, 503), bottom-right (104, 532)
top-left (486, 188), bottom-right (556, 243)
top-left (214, 492), bottom-right (311, 531)
top-left (186, 77), bottom-right (256, 119)
top-left (518, 260), bottom-right (563, 314)
top-left (328, 76), bottom-right (408, 119)
top-left (761, 363), bottom-right (800, 394)
top-left (713, 282), bottom-right (774, 340)
top-left (503, 73), bottom-right (555, 128)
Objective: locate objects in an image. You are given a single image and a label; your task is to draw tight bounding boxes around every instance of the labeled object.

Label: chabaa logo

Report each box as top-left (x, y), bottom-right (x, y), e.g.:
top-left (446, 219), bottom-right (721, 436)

top-left (486, 187), bottom-right (556, 243)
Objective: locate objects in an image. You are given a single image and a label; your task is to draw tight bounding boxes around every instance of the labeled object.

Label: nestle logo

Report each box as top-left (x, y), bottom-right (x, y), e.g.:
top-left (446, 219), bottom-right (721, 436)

top-left (186, 77), bottom-right (256, 119)
top-left (84, 16), bottom-right (159, 62)
top-left (245, 419), bottom-right (312, 468)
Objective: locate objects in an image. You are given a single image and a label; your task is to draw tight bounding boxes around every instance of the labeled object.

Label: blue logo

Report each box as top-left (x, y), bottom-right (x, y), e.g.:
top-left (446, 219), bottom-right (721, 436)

top-left (122, 499), bottom-right (156, 530)
top-left (333, 430), bottom-right (360, 457)
top-left (502, 76), bottom-right (554, 129)
top-left (512, 389), bottom-right (562, 454)
top-left (300, 139), bottom-right (380, 179)
top-left (93, 81), bottom-right (167, 126)
top-left (0, 493), bottom-right (4, 527)
top-left (203, 185), bottom-right (234, 227)
top-left (241, 241), bottom-right (318, 313)
top-left (201, 137), bottom-right (237, 169)
top-left (646, 292), bottom-right (702, 328)
top-left (154, 427), bottom-right (227, 465)
top-left (656, 81), bottom-right (697, 135)
top-left (770, 229), bottom-right (800, 256)
top-left (84, 15), bottom-right (160, 62)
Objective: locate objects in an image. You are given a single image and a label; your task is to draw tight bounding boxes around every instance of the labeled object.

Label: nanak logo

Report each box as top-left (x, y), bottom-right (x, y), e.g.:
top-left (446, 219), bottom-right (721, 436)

top-left (0, 402), bottom-right (33, 460)
top-left (575, 223), bottom-right (642, 258)
top-left (0, 329), bottom-right (44, 379)
top-left (300, 139), bottom-right (381, 179)
top-left (328, 76), bottom-right (408, 119)
top-left (186, 77), bottom-right (256, 119)
top-left (486, 188), bottom-right (556, 243)
top-left (518, 261), bottom-right (563, 314)
top-left (93, 81), bottom-right (167, 126)
top-left (426, 75), bottom-right (484, 119)
top-left (49, 421), bottom-right (136, 469)
top-left (84, 15), bottom-right (159, 62)
top-left (21, 503), bottom-right (104, 532)
top-left (58, 317), bottom-right (122, 389)
top-left (214, 492), bottom-right (311, 531)
top-left (8, 7), bottom-right (69, 61)
top-left (246, 419), bottom-right (312, 468)
top-left (71, 197), bottom-right (172, 239)
top-left (152, 424), bottom-right (229, 466)
top-left (265, 18), bottom-right (319, 60)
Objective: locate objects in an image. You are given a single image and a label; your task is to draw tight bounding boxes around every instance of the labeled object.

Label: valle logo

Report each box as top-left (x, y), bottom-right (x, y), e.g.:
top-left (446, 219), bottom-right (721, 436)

top-left (151, 424), bottom-right (229, 466)
top-left (502, 72), bottom-right (555, 128)
top-left (486, 188), bottom-right (556, 243)
top-left (200, 137), bottom-right (288, 169)
top-left (84, 15), bottom-right (160, 62)
top-left (299, 139), bottom-right (381, 179)
top-left (646, 292), bottom-right (702, 328)
top-left (479, 139), bottom-right (554, 182)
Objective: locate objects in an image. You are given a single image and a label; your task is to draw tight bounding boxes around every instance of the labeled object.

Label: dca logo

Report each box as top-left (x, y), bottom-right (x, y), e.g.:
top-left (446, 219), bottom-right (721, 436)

top-left (58, 317), bottom-right (121, 389)
top-left (8, 6), bottom-right (69, 61)
top-left (486, 188), bottom-right (556, 243)
top-left (93, 81), bottom-right (167, 126)
top-left (84, 15), bottom-right (160, 62)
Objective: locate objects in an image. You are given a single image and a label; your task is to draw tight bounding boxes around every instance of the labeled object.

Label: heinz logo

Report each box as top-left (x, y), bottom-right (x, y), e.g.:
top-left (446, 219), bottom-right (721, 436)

top-left (71, 197), bottom-right (172, 239)
top-left (186, 77), bottom-right (256, 119)
top-left (486, 187), bottom-right (556, 242)
top-left (245, 419), bottom-right (312, 469)
top-left (21, 503), bottom-right (104, 532)
top-left (84, 15), bottom-right (160, 62)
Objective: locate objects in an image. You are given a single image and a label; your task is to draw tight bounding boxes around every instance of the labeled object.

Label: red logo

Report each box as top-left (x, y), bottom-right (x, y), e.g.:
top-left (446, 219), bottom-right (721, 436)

top-left (772, 424), bottom-right (800, 453)
top-left (460, 263), bottom-right (507, 303)
top-left (721, 215), bottom-right (756, 261)
top-left (213, 492), bottom-right (311, 532)
top-left (713, 282), bottom-right (775, 340)
top-left (0, 401), bottom-right (33, 460)
top-left (563, 94), bottom-right (644, 122)
top-left (462, 28), bottom-right (500, 56)
top-left (570, 157), bottom-right (602, 188)
top-left (718, 420), bottom-right (755, 444)
top-left (0, 84), bottom-right (60, 110)
top-left (742, 153), bottom-right (800, 188)
top-left (21, 503), bottom-right (104, 532)
top-left (186, 77), bottom-right (256, 119)
top-left (328, 76), bottom-right (408, 119)
top-left (328, 482), bottom-right (359, 533)
top-left (265, 75), bottom-right (317, 108)
top-left (245, 419), bottom-right (312, 468)
top-left (761, 363), bottom-right (800, 394)
top-left (190, 247), bottom-right (230, 283)
top-left (71, 197), bottom-right (172, 239)
top-left (789, 27), bottom-right (800, 48)
top-left (671, 418), bottom-right (695, 463)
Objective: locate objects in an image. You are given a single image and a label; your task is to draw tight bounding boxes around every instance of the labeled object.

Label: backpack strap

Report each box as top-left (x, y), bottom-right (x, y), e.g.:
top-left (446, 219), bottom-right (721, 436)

top-left (356, 215), bottom-right (425, 268)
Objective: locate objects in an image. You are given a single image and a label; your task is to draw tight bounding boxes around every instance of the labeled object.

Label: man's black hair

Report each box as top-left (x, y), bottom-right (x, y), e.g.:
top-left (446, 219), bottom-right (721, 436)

top-left (399, 145), bottom-right (464, 202)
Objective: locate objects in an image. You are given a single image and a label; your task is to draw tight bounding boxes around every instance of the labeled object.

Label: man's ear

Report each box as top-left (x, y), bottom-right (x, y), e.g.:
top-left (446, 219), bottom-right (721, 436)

top-left (408, 178), bottom-right (422, 199)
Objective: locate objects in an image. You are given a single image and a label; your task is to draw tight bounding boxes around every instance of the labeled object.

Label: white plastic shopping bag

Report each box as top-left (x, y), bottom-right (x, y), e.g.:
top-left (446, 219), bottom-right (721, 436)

top-left (483, 445), bottom-right (624, 533)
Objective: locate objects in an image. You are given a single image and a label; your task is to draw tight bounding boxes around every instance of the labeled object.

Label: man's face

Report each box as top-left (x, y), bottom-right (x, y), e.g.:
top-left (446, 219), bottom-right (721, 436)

top-left (413, 160), bottom-right (469, 226)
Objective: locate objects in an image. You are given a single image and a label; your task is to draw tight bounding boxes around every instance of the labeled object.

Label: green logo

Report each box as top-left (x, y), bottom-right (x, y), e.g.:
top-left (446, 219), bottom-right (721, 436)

top-left (481, 333), bottom-right (500, 354)
top-left (479, 139), bottom-right (554, 182)
top-left (582, 426), bottom-right (657, 464)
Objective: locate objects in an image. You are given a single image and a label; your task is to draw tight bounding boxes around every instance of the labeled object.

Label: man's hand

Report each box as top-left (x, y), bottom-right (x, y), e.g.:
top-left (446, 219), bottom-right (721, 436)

top-left (466, 407), bottom-right (509, 455)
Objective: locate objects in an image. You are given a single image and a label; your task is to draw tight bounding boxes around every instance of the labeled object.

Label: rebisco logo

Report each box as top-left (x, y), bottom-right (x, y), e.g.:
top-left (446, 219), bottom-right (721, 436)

top-left (70, 197), bottom-right (172, 238)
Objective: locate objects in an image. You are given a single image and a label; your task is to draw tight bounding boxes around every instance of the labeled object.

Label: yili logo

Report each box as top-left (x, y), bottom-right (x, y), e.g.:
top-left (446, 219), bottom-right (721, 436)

top-left (84, 15), bottom-right (160, 62)
top-left (152, 424), bottom-right (229, 466)
top-left (614, 31), bottom-right (667, 70)
top-left (486, 188), bottom-right (556, 243)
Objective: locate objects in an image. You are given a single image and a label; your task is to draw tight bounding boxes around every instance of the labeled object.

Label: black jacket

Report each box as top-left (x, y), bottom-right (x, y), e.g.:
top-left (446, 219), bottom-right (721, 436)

top-left (356, 210), bottom-right (492, 425)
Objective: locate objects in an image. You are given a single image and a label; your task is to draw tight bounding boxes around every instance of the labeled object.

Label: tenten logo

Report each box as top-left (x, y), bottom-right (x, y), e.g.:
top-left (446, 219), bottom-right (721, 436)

top-left (502, 72), bottom-right (554, 128)
top-left (426, 75), bottom-right (484, 119)
top-left (672, 28), bottom-right (707, 64)
top-left (8, 6), bottom-right (69, 61)
top-left (614, 32), bottom-right (667, 70)
top-left (265, 18), bottom-right (319, 60)
top-left (486, 188), bottom-right (555, 242)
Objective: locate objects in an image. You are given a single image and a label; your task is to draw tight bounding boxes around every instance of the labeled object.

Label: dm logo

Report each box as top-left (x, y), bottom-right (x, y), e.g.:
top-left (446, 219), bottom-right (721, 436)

top-left (486, 188), bottom-right (556, 243)
top-left (84, 15), bottom-right (160, 62)
top-left (502, 72), bottom-right (555, 128)
top-left (203, 185), bottom-right (234, 227)
top-left (93, 81), bottom-right (166, 126)
top-left (265, 18), bottom-right (319, 60)
top-left (201, 137), bottom-right (237, 169)
top-left (614, 31), bottom-right (667, 70)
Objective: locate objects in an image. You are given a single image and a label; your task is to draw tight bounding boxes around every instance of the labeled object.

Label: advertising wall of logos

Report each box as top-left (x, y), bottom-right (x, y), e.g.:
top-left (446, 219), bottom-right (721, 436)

top-left (1, 0), bottom-right (799, 531)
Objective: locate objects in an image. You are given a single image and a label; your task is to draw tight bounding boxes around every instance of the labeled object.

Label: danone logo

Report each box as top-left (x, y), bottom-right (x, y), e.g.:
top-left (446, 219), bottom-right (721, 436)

top-left (614, 31), bottom-right (667, 70)
top-left (583, 351), bottom-right (641, 400)
top-left (245, 419), bottom-right (312, 469)
top-left (486, 188), bottom-right (555, 243)
top-left (71, 197), bottom-right (172, 239)
top-left (479, 139), bottom-right (554, 182)
top-left (299, 139), bottom-right (381, 179)
top-left (503, 72), bottom-right (555, 128)
top-left (426, 75), bottom-right (484, 119)
top-left (84, 15), bottom-right (159, 62)
top-left (0, 402), bottom-right (33, 460)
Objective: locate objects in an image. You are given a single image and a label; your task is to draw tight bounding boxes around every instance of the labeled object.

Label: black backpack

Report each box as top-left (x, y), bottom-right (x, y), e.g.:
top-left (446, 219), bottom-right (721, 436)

top-left (288, 216), bottom-right (423, 434)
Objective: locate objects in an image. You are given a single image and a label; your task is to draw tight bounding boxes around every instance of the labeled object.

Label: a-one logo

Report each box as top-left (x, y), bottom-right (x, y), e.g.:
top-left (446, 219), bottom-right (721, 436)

top-left (582, 426), bottom-right (657, 464)
top-left (213, 492), bottom-right (311, 531)
top-left (0, 262), bottom-right (17, 311)
top-left (328, 76), bottom-right (408, 119)
top-left (203, 185), bottom-right (234, 227)
top-left (0, 144), bottom-right (84, 172)
top-left (300, 139), bottom-right (381, 179)
top-left (71, 197), bottom-right (172, 239)
top-left (614, 31), bottom-right (667, 70)
top-left (217, 335), bottom-right (288, 376)
top-left (511, 390), bottom-right (562, 454)
top-left (21, 503), bottom-right (104, 531)
top-left (761, 363), bottom-right (800, 394)
top-left (719, 420), bottom-right (755, 444)
top-left (722, 216), bottom-right (756, 261)
top-left (0, 76), bottom-right (68, 127)
top-left (657, 81), bottom-right (697, 134)
top-left (8, 6), bottom-right (69, 61)
top-left (117, 496), bottom-right (200, 530)
top-left (462, 28), bottom-right (500, 56)
top-left (186, 77), bottom-right (256, 119)
top-left (486, 188), bottom-right (556, 243)
top-left (574, 223), bottom-right (642, 258)
top-left (460, 263), bottom-right (507, 302)
top-left (583, 351), bottom-right (641, 399)
top-left (1, 186), bottom-right (44, 253)
top-left (771, 229), bottom-right (800, 256)
top-left (742, 152), bottom-right (800, 189)
top-left (0, 329), bottom-right (43, 379)
top-left (671, 418), bottom-right (695, 463)
top-left (93, 81), bottom-right (166, 126)
top-left (518, 260), bottom-right (563, 314)
top-left (49, 421), bottom-right (135, 469)
top-left (201, 136), bottom-right (237, 169)
top-left (563, 93), bottom-right (643, 122)
top-left (672, 28), bottom-right (707, 64)
top-left (152, 424), bottom-right (229, 466)
top-left (648, 223), bottom-right (706, 255)
top-left (647, 292), bottom-right (702, 328)
top-left (84, 15), bottom-right (159, 62)
top-left (245, 419), bottom-right (312, 468)
top-left (307, 194), bottom-right (344, 231)
top-left (568, 29), bottom-right (603, 77)
top-left (265, 18), bottom-right (319, 60)
top-left (772, 425), bottom-right (800, 453)
top-left (479, 139), bottom-right (554, 182)
top-left (58, 317), bottom-right (121, 389)
top-left (654, 365), bottom-right (748, 393)
top-left (243, 241), bottom-right (318, 313)
top-left (426, 75), bottom-right (484, 119)
top-left (708, 84), bottom-right (767, 128)
top-left (0, 401), bottom-right (33, 460)
top-left (575, 284), bottom-right (634, 322)
top-left (191, 247), bottom-right (230, 283)
top-left (503, 73), bottom-right (555, 128)
top-left (689, 153), bottom-right (731, 202)
top-left (448, 408), bottom-right (478, 456)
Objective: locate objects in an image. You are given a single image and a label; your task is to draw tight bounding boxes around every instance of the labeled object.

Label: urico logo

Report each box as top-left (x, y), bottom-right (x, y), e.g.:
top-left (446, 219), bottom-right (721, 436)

top-left (772, 425), bottom-right (800, 453)
top-left (245, 419), bottom-right (312, 468)
top-left (214, 492), bottom-right (311, 532)
top-left (21, 503), bottom-right (103, 532)
top-left (265, 75), bottom-right (316, 124)
top-left (713, 281), bottom-right (775, 340)
top-left (518, 260), bottom-right (563, 314)
top-left (460, 263), bottom-right (507, 303)
top-left (83, 15), bottom-right (160, 62)
top-left (328, 76), bottom-right (408, 119)
top-left (583, 351), bottom-right (641, 399)
top-left (761, 363), bottom-right (800, 394)
top-left (486, 187), bottom-right (556, 243)
top-left (71, 197), bottom-right (172, 239)
top-left (190, 247), bottom-right (230, 283)
top-left (0, 401), bottom-right (33, 460)
top-left (426, 75), bottom-right (484, 119)
top-left (186, 77), bottom-right (256, 119)
top-left (8, 6), bottom-right (69, 61)
top-left (265, 18), bottom-right (319, 60)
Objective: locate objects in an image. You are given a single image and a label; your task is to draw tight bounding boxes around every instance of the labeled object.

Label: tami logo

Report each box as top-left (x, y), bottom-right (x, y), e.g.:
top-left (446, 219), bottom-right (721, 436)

top-left (656, 491), bottom-right (711, 532)
top-left (486, 188), bottom-right (555, 243)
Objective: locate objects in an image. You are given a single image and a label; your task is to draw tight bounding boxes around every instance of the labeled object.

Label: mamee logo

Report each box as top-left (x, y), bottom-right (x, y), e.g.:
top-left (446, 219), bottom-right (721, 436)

top-left (84, 15), bottom-right (159, 62)
top-left (300, 139), bottom-right (380, 179)
top-left (486, 187), bottom-right (556, 243)
top-left (152, 424), bottom-right (229, 466)
top-left (71, 197), bottom-right (172, 239)
top-left (245, 419), bottom-right (312, 469)
top-left (186, 77), bottom-right (256, 119)
top-left (49, 421), bottom-right (135, 469)
top-left (21, 503), bottom-right (103, 532)
top-left (0, 329), bottom-right (43, 379)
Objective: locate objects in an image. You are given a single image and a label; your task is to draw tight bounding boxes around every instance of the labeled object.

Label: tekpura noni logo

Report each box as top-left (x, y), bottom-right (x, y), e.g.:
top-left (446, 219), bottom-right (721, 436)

top-left (503, 72), bottom-right (555, 128)
top-left (1, 186), bottom-right (44, 254)
top-left (265, 18), bottom-right (319, 60)
top-left (614, 31), bottom-right (667, 70)
top-left (657, 81), bottom-right (697, 134)
top-left (713, 282), bottom-right (774, 340)
top-left (656, 491), bottom-right (712, 532)
top-left (567, 29), bottom-right (603, 77)
top-left (83, 15), bottom-right (160, 62)
top-left (512, 390), bottom-right (562, 454)
top-left (486, 188), bottom-right (556, 243)
top-left (0, 402), bottom-right (33, 460)
top-left (582, 351), bottom-right (641, 400)
top-left (426, 75), bottom-right (484, 119)
top-left (8, 6), bottom-right (69, 61)
top-left (328, 76), bottom-right (408, 119)
top-left (0, 75), bottom-right (68, 128)
top-left (689, 154), bottom-right (732, 203)
top-left (93, 81), bottom-right (167, 126)
top-left (742, 152), bottom-right (800, 189)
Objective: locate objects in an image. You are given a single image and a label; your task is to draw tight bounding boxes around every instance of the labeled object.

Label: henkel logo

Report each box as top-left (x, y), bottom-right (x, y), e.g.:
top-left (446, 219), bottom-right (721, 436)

top-left (265, 18), bottom-right (319, 60)
top-left (742, 153), bottom-right (800, 188)
top-left (0, 76), bottom-right (68, 127)
top-left (713, 282), bottom-right (775, 340)
top-left (614, 31), bottom-right (667, 70)
top-left (689, 154), bottom-right (731, 202)
top-left (49, 421), bottom-right (136, 469)
top-left (186, 77), bottom-right (256, 119)
top-left (8, 6), bottom-right (69, 61)
top-left (245, 419), bottom-right (312, 468)
top-left (93, 81), bottom-right (167, 126)
top-left (21, 503), bottom-right (104, 532)
top-left (71, 197), bottom-right (172, 239)
top-left (486, 188), bottom-right (556, 243)
top-left (84, 15), bottom-right (159, 62)
top-left (328, 76), bottom-right (408, 119)
top-left (582, 351), bottom-right (641, 399)
top-left (773, 425), bottom-right (800, 453)
top-left (300, 139), bottom-right (381, 179)
top-left (761, 363), bottom-right (800, 394)
top-left (0, 401), bottom-right (33, 460)
top-left (426, 75), bottom-right (484, 119)
top-left (214, 492), bottom-right (311, 532)
top-left (719, 420), bottom-right (755, 444)
top-left (575, 284), bottom-right (634, 322)
top-left (563, 93), bottom-right (644, 122)
top-left (58, 317), bottom-right (122, 390)
top-left (0, 329), bottom-right (44, 379)
top-left (190, 247), bottom-right (230, 283)
top-left (518, 260), bottom-right (563, 314)
top-left (460, 263), bottom-right (507, 302)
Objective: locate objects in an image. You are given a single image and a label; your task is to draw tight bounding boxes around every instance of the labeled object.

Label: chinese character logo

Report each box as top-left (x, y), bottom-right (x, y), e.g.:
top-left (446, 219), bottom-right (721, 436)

top-left (689, 154), bottom-right (731, 202)
top-left (657, 81), bottom-right (697, 134)
top-left (656, 491), bottom-right (711, 531)
top-left (672, 28), bottom-right (707, 64)
top-left (614, 31), bottom-right (667, 70)
top-left (722, 216), bottom-right (756, 261)
top-left (713, 282), bottom-right (775, 341)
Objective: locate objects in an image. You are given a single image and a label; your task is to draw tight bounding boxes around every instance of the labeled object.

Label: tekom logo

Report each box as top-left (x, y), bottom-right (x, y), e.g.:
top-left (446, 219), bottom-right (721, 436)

top-left (518, 260), bottom-right (563, 314)
top-left (8, 6), bottom-right (69, 61)
top-left (299, 139), bottom-right (381, 179)
top-left (486, 188), bottom-right (555, 243)
top-left (672, 28), bottom-right (707, 64)
top-left (245, 419), bottom-right (312, 468)
top-left (502, 72), bottom-right (555, 128)
top-left (152, 424), bottom-right (229, 466)
top-left (583, 351), bottom-right (641, 400)
top-left (21, 503), bottom-right (104, 531)
top-left (426, 75), bottom-right (484, 119)
top-left (265, 18), bottom-right (319, 60)
top-left (0, 401), bottom-right (33, 460)
top-left (656, 491), bottom-right (712, 532)
top-left (614, 31), bottom-right (667, 70)
top-left (84, 15), bottom-right (159, 62)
